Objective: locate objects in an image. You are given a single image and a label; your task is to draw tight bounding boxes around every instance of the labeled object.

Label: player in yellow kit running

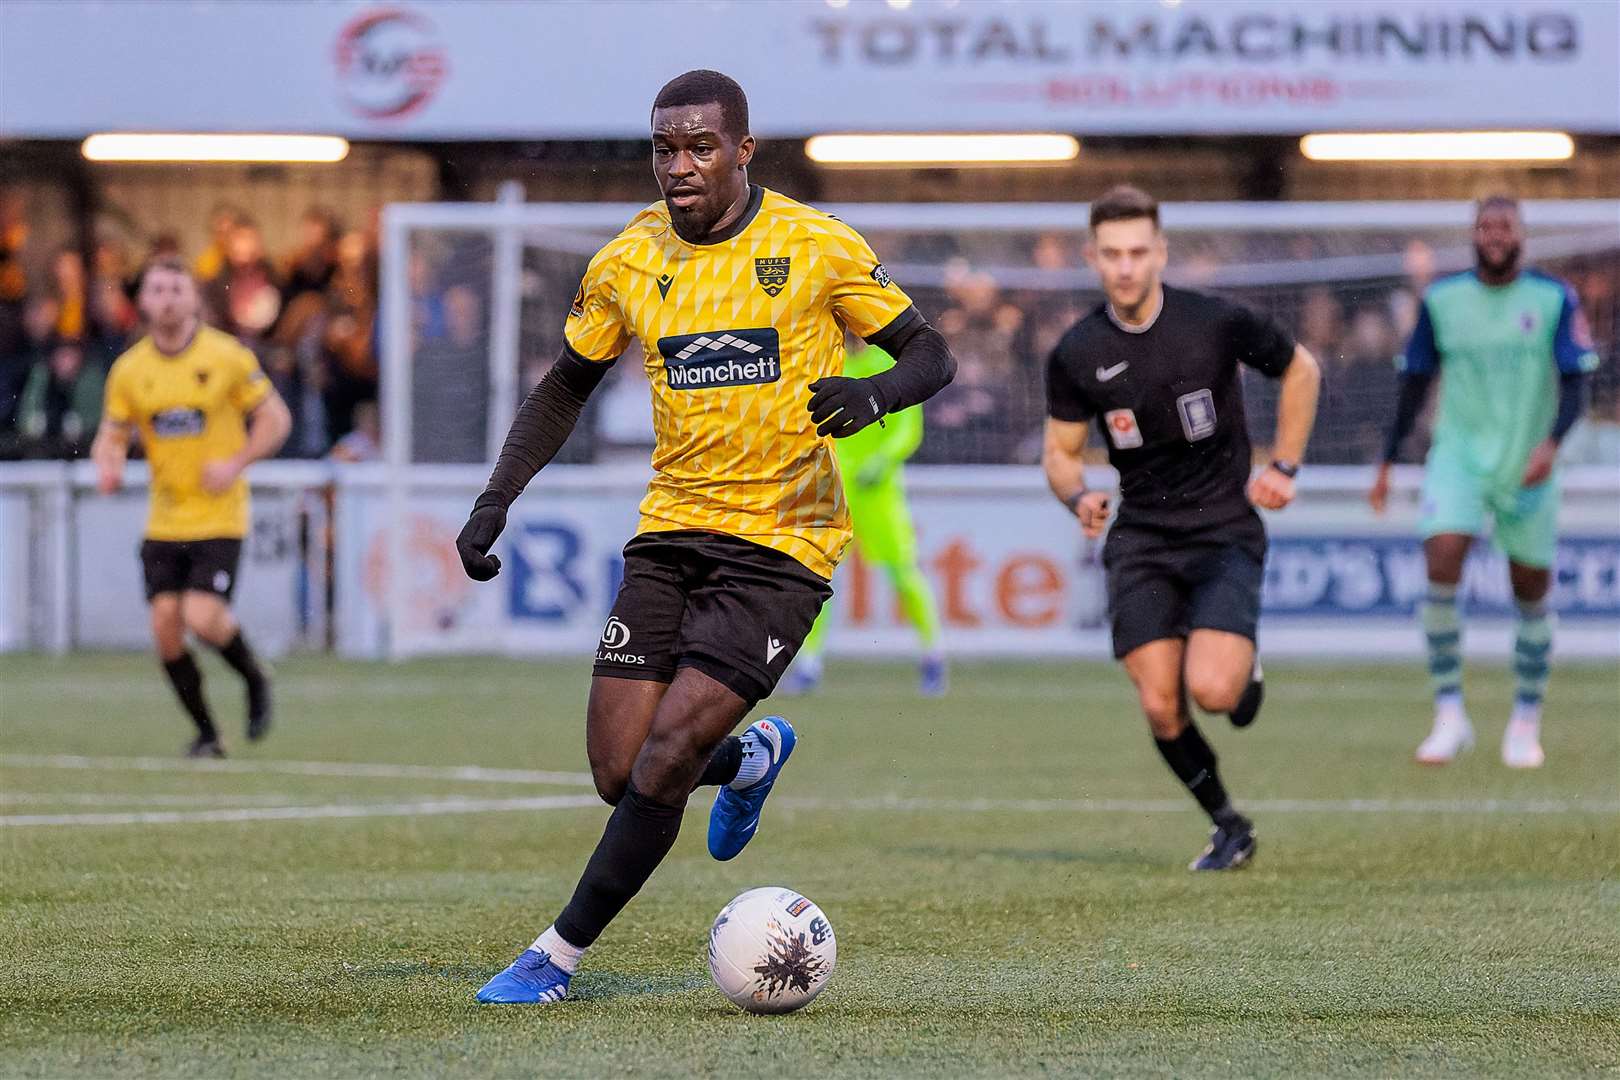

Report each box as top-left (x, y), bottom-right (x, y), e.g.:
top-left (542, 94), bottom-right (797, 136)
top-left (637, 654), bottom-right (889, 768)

top-left (454, 70), bottom-right (955, 1005)
top-left (91, 258), bottom-right (291, 757)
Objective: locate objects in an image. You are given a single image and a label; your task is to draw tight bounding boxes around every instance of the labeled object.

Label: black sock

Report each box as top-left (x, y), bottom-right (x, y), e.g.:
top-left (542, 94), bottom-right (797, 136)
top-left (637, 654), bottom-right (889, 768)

top-left (554, 786), bottom-right (684, 949)
top-left (694, 736), bottom-right (742, 789)
top-left (212, 631), bottom-right (265, 685)
top-left (1154, 723), bottom-right (1239, 825)
top-left (162, 652), bottom-right (216, 739)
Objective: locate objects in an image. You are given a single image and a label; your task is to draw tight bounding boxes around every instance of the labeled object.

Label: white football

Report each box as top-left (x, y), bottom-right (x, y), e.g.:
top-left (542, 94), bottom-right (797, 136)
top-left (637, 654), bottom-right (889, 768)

top-left (707, 886), bottom-right (836, 1014)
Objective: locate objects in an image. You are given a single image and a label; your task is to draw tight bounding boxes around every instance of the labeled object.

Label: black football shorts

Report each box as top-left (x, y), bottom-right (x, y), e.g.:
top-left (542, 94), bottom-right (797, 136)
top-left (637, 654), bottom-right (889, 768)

top-left (592, 530), bottom-right (833, 706)
top-left (140, 538), bottom-right (244, 602)
top-left (1102, 515), bottom-right (1266, 659)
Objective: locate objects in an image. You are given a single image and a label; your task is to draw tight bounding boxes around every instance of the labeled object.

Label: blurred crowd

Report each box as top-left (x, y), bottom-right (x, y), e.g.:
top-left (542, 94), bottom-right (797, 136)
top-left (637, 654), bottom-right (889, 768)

top-left (0, 196), bottom-right (383, 462)
top-left (3, 192), bottom-right (1615, 468)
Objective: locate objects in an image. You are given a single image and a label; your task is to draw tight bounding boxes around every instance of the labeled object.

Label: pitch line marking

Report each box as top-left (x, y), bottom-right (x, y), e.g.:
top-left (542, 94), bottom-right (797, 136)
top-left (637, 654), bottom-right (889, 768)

top-left (0, 753), bottom-right (596, 787)
top-left (1, 792), bottom-right (1613, 829)
top-left (0, 794), bottom-right (605, 828)
top-left (0, 792), bottom-right (310, 807)
top-left (780, 795), bottom-right (1620, 815)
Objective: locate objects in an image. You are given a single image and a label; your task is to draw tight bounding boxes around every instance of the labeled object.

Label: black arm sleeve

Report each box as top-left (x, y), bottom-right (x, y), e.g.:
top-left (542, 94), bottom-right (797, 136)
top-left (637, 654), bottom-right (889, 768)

top-left (864, 306), bottom-right (956, 412)
top-left (1551, 371), bottom-right (1590, 443)
top-left (476, 346), bottom-right (614, 510)
top-left (1382, 371), bottom-right (1435, 464)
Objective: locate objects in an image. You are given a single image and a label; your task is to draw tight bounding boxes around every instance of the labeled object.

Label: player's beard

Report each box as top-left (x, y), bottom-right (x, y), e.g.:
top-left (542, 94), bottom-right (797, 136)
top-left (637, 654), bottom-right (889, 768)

top-left (665, 191), bottom-right (726, 241)
top-left (1475, 241), bottom-right (1521, 278)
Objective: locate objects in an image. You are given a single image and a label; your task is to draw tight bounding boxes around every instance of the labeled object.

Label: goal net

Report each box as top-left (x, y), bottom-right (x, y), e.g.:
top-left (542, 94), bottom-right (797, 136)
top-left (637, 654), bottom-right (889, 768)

top-left (384, 197), bottom-right (1619, 470)
top-left (369, 197), bottom-right (1620, 658)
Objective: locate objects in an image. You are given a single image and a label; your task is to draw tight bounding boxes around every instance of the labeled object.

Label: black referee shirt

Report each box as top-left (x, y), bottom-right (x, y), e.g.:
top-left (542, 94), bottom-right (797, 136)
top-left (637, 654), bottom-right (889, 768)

top-left (1045, 285), bottom-right (1295, 533)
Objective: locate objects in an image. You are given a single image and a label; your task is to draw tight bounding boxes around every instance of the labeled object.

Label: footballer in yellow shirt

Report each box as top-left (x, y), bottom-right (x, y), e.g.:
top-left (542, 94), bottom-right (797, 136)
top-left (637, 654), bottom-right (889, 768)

top-left (91, 258), bottom-right (291, 757)
top-left (454, 71), bottom-right (955, 1005)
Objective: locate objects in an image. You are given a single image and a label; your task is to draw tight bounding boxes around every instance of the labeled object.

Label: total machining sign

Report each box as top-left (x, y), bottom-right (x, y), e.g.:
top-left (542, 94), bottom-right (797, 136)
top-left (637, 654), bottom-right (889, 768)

top-left (1, 0), bottom-right (1616, 137)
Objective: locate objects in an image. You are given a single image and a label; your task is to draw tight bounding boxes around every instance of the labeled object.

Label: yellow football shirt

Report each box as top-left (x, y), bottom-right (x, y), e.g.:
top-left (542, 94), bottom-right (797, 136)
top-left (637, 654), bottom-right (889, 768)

top-left (104, 326), bottom-right (273, 541)
top-left (565, 187), bottom-right (913, 578)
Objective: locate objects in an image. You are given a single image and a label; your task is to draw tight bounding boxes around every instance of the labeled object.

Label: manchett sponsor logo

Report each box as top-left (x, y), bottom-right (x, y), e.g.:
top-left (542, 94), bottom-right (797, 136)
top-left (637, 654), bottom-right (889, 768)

top-left (659, 329), bottom-right (783, 390)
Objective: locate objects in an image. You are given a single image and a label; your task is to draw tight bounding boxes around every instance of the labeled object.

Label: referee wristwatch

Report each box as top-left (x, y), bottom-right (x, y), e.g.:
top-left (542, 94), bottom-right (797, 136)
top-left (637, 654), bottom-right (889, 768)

top-left (1269, 459), bottom-right (1299, 479)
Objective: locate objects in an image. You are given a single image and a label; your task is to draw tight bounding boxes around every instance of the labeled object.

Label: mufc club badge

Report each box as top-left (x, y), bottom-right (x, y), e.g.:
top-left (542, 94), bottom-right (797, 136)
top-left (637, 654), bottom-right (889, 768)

top-left (754, 257), bottom-right (790, 297)
top-left (1105, 408), bottom-right (1143, 450)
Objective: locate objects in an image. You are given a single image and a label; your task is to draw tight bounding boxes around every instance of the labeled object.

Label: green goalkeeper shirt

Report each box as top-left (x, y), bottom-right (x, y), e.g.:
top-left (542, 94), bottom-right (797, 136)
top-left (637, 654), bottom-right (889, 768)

top-left (834, 344), bottom-right (924, 487)
top-left (1400, 269), bottom-right (1600, 487)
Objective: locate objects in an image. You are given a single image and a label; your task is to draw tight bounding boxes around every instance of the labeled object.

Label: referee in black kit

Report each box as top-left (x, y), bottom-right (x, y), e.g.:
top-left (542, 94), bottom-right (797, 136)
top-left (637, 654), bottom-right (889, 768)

top-left (1042, 186), bottom-right (1321, 870)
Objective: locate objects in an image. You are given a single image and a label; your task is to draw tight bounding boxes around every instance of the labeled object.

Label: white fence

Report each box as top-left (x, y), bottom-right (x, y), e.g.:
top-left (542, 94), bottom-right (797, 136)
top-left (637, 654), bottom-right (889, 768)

top-left (2, 462), bottom-right (1616, 661)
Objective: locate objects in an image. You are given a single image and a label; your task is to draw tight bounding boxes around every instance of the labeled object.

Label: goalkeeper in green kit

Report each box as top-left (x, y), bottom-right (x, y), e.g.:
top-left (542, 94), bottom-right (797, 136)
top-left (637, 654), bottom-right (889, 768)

top-left (782, 344), bottom-right (947, 696)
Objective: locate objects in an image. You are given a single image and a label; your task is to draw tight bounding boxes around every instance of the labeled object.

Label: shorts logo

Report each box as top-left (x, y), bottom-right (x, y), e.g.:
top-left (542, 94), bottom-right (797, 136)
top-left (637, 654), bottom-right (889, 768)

top-left (658, 328), bottom-right (782, 390)
top-left (1104, 408), bottom-right (1143, 450)
top-left (755, 257), bottom-right (790, 297)
top-left (596, 615), bottom-right (645, 666)
top-left (766, 636), bottom-right (785, 662)
top-left (600, 616), bottom-right (631, 649)
top-left (871, 263), bottom-right (892, 288)
top-left (1176, 389), bottom-right (1218, 442)
top-left (212, 570), bottom-right (231, 593)
top-left (151, 407), bottom-right (205, 438)
top-left (786, 897), bottom-right (812, 917)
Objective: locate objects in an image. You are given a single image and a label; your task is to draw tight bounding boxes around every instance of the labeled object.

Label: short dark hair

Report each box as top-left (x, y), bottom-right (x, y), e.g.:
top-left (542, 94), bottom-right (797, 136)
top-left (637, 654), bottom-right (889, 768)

top-left (1475, 192), bottom-right (1520, 219)
top-left (141, 255), bottom-right (191, 281)
top-left (1089, 185), bottom-right (1160, 231)
top-left (652, 69), bottom-right (749, 142)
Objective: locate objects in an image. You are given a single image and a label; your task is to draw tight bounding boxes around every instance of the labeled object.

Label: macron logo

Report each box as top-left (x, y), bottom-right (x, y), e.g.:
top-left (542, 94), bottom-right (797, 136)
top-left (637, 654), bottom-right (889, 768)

top-left (766, 637), bottom-right (785, 662)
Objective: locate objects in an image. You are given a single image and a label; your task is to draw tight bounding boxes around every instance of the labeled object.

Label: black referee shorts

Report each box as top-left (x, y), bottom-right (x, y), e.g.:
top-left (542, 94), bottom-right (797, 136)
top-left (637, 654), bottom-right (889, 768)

top-left (592, 530), bottom-right (833, 706)
top-left (1102, 515), bottom-right (1267, 660)
top-left (140, 538), bottom-right (243, 602)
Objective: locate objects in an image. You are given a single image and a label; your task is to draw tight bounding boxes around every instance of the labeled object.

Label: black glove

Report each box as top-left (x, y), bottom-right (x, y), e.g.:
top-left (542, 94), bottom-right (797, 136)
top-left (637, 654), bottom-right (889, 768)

top-left (807, 376), bottom-right (887, 438)
top-left (456, 501), bottom-right (507, 581)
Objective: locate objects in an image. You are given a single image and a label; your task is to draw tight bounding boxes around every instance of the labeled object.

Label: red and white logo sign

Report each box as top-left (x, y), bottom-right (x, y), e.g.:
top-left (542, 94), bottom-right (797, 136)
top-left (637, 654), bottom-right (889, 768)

top-left (1105, 408), bottom-right (1142, 450)
top-left (334, 8), bottom-right (447, 120)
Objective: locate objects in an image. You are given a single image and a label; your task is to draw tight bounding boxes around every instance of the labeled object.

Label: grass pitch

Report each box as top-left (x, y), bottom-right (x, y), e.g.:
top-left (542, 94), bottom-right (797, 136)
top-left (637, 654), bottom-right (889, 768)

top-left (2, 653), bottom-right (1616, 1078)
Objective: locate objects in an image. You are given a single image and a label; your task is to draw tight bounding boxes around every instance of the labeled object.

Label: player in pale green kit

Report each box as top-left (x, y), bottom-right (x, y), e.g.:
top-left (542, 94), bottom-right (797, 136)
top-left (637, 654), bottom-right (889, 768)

top-left (1371, 195), bottom-right (1600, 768)
top-left (783, 344), bottom-right (946, 696)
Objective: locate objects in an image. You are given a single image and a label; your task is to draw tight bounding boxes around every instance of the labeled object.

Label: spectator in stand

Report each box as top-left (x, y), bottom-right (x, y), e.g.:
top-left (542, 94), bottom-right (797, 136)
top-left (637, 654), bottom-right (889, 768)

top-left (27, 246), bottom-right (90, 344)
top-left (17, 338), bottom-right (103, 459)
top-left (89, 236), bottom-right (140, 357)
top-left (280, 207), bottom-right (341, 313)
top-left (0, 191), bottom-right (31, 440)
top-left (328, 398), bottom-right (381, 462)
top-left (320, 229), bottom-right (378, 441)
top-left (193, 203), bottom-right (244, 284)
top-left (411, 283), bottom-right (488, 463)
top-left (204, 218), bottom-right (282, 342)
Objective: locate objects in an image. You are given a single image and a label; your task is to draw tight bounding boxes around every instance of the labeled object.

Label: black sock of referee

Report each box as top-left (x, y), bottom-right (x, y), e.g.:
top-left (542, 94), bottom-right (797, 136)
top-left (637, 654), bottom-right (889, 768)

top-left (693, 736), bottom-right (742, 789)
top-left (211, 630), bottom-right (266, 687)
top-left (554, 786), bottom-right (684, 948)
top-left (1154, 723), bottom-right (1242, 827)
top-left (162, 651), bottom-right (217, 740)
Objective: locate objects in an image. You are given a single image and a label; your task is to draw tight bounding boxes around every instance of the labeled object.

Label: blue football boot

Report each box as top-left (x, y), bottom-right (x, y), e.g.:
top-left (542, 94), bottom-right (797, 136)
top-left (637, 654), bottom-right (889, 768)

top-left (707, 715), bottom-right (796, 861)
top-left (475, 948), bottom-right (571, 1004)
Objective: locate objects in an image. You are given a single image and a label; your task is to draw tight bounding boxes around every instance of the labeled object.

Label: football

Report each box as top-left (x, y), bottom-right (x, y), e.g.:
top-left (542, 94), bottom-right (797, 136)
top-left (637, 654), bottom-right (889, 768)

top-left (706, 887), bottom-right (836, 1015)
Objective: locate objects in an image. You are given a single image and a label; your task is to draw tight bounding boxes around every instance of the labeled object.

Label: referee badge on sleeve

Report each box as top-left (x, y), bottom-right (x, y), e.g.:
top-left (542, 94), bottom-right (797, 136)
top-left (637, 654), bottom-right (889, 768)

top-left (1105, 408), bottom-right (1143, 449)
